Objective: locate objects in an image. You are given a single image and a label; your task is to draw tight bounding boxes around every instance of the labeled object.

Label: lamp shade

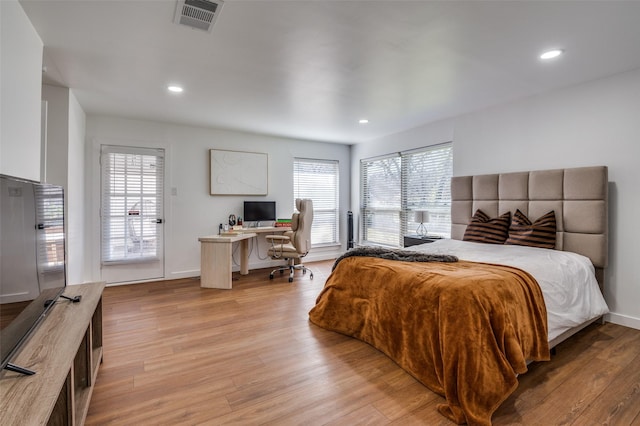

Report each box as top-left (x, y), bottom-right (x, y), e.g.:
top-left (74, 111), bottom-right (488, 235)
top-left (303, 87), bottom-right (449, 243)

top-left (414, 210), bottom-right (430, 223)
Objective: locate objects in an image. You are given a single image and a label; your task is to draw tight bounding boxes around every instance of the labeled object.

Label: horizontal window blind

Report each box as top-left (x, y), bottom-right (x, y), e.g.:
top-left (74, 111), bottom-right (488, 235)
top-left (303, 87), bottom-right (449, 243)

top-left (402, 144), bottom-right (453, 238)
top-left (293, 158), bottom-right (339, 246)
top-left (101, 146), bottom-right (164, 263)
top-left (360, 155), bottom-right (402, 246)
top-left (360, 143), bottom-right (452, 247)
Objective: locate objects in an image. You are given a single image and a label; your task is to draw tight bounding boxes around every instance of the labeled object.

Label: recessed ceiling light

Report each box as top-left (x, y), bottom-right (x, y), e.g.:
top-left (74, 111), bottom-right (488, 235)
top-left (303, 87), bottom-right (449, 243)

top-left (359, 119), bottom-right (369, 124)
top-left (167, 85), bottom-right (184, 93)
top-left (539, 49), bottom-right (564, 60)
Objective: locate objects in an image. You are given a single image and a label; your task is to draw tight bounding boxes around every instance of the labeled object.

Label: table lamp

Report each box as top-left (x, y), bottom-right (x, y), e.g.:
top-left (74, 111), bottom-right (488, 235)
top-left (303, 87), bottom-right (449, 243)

top-left (414, 210), bottom-right (430, 237)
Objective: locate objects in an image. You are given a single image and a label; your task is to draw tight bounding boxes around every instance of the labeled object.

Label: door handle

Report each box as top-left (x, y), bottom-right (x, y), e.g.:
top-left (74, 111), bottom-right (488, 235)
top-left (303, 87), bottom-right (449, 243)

top-left (155, 219), bottom-right (163, 224)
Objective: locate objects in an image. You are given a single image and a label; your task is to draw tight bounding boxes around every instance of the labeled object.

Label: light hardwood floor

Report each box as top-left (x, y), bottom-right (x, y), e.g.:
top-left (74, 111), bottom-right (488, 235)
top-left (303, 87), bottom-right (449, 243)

top-left (86, 260), bottom-right (640, 425)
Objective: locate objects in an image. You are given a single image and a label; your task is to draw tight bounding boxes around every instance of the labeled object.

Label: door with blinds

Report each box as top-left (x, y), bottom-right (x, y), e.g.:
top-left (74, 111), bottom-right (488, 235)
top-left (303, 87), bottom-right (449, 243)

top-left (35, 183), bottom-right (66, 291)
top-left (100, 145), bottom-right (165, 284)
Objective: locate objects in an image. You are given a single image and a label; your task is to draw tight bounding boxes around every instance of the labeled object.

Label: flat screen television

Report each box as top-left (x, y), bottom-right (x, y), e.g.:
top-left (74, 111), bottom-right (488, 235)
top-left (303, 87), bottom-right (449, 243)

top-left (243, 201), bottom-right (276, 223)
top-left (0, 175), bottom-right (67, 374)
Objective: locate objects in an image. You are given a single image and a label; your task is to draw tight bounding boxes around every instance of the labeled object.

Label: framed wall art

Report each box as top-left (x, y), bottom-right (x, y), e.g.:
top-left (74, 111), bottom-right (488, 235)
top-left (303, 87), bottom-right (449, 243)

top-left (209, 149), bottom-right (268, 195)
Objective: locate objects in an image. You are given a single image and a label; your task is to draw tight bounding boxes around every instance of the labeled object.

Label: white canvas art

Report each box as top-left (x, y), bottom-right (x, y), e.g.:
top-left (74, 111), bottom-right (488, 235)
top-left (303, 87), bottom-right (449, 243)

top-left (210, 149), bottom-right (268, 195)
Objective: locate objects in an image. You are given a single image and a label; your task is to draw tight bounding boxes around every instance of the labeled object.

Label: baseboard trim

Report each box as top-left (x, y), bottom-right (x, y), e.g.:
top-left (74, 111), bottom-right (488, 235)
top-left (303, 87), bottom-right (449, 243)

top-left (230, 252), bottom-right (339, 273)
top-left (606, 312), bottom-right (640, 331)
top-left (168, 270), bottom-right (201, 280)
top-left (301, 251), bottom-right (341, 263)
top-left (126, 252), bottom-right (343, 285)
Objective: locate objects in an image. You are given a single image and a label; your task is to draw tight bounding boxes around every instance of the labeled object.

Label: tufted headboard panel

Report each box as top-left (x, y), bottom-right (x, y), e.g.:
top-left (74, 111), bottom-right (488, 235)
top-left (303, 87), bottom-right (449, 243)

top-left (451, 166), bottom-right (608, 276)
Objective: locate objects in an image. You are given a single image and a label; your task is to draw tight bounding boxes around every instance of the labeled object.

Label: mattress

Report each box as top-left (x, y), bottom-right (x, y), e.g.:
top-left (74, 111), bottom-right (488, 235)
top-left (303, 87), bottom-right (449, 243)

top-left (405, 239), bottom-right (609, 341)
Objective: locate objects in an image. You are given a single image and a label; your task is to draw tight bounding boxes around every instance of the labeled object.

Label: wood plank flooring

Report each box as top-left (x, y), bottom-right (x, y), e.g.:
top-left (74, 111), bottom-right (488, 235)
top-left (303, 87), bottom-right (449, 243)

top-left (86, 260), bottom-right (640, 425)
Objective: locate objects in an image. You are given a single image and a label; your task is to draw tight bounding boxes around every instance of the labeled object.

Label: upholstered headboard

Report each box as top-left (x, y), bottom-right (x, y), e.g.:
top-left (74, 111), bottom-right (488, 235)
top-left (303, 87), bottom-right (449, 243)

top-left (451, 166), bottom-right (608, 283)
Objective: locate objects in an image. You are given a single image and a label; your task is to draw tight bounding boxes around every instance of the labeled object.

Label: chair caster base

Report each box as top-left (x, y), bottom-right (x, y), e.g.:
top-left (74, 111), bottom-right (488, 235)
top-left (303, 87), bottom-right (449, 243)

top-left (268, 265), bottom-right (314, 283)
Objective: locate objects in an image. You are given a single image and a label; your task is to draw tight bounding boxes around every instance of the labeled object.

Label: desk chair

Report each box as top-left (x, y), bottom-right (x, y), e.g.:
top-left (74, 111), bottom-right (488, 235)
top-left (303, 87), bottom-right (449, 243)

top-left (266, 199), bottom-right (314, 282)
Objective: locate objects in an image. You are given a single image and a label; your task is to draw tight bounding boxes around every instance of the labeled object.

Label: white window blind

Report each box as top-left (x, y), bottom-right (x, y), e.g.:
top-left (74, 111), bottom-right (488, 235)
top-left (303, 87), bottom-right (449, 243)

top-left (101, 146), bottom-right (164, 263)
top-left (293, 158), bottom-right (339, 246)
top-left (360, 154), bottom-right (402, 246)
top-left (360, 143), bottom-right (452, 247)
top-left (402, 144), bottom-right (453, 238)
top-left (34, 184), bottom-right (65, 273)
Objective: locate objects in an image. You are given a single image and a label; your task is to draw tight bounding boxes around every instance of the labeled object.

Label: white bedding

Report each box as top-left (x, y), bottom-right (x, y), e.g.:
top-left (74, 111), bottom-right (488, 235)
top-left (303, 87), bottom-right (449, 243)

top-left (406, 239), bottom-right (609, 341)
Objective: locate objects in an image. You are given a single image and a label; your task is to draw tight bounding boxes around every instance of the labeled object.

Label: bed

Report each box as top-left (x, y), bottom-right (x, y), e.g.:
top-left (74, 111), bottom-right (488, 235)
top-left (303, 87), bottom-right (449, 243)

top-left (308, 166), bottom-right (609, 425)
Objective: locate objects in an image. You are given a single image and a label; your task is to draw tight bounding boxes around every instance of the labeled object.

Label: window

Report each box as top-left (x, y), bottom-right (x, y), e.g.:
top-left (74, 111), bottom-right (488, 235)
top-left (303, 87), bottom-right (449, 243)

top-left (360, 143), bottom-right (452, 247)
top-left (293, 158), bottom-right (339, 246)
top-left (402, 144), bottom-right (453, 238)
top-left (360, 155), bottom-right (401, 246)
top-left (101, 146), bottom-right (164, 263)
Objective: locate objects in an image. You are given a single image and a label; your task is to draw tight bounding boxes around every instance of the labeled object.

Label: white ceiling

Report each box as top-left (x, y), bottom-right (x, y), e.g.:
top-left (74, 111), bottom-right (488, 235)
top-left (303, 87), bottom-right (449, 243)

top-left (20, 0), bottom-right (640, 144)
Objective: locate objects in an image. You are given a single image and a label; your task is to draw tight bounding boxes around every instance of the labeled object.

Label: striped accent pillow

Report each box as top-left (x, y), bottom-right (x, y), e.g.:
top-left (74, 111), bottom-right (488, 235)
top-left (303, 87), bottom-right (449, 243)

top-left (462, 210), bottom-right (511, 244)
top-left (506, 209), bottom-right (557, 249)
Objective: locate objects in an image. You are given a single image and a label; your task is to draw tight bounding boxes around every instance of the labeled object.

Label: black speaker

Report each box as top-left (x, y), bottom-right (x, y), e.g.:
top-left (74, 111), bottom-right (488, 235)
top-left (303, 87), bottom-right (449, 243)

top-left (347, 211), bottom-right (354, 249)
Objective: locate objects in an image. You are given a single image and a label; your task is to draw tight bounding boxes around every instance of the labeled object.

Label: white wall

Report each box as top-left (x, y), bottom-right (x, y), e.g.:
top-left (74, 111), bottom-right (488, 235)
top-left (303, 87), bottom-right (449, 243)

top-left (349, 119), bottom-right (455, 227)
top-left (85, 116), bottom-right (351, 282)
top-left (41, 85), bottom-right (69, 186)
top-left (67, 91), bottom-right (87, 284)
top-left (0, 0), bottom-right (43, 181)
top-left (352, 68), bottom-right (640, 330)
top-left (41, 86), bottom-right (88, 285)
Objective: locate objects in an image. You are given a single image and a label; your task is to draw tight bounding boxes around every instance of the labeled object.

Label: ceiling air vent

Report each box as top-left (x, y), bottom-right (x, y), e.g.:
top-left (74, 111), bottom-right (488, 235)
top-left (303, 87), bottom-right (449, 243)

top-left (174, 0), bottom-right (224, 33)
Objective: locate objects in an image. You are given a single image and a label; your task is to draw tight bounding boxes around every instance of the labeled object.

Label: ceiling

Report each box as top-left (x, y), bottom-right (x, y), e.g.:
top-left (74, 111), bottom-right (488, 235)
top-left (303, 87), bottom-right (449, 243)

top-left (20, 0), bottom-right (640, 144)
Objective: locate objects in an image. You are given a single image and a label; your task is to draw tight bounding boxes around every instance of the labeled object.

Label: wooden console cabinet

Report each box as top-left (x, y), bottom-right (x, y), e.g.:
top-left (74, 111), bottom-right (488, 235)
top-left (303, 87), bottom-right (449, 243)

top-left (0, 282), bottom-right (105, 425)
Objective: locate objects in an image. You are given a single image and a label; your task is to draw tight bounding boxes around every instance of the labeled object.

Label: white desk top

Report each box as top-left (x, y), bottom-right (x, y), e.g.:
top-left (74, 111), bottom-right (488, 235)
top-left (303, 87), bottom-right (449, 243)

top-left (199, 233), bottom-right (256, 243)
top-left (236, 226), bottom-right (291, 233)
top-left (198, 227), bottom-right (290, 243)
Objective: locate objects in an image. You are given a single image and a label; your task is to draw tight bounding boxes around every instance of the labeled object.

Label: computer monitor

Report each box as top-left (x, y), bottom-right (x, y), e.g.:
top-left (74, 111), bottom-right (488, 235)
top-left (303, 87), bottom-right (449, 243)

top-left (243, 201), bottom-right (276, 222)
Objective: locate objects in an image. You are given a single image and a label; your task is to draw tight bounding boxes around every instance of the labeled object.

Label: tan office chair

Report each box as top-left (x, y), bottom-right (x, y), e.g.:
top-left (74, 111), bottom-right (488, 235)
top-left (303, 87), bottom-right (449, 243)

top-left (266, 199), bottom-right (314, 282)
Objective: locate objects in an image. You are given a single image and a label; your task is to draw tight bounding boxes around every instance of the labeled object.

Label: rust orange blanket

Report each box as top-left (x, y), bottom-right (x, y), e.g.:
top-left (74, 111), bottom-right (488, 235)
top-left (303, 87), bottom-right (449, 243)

top-left (308, 257), bottom-right (549, 425)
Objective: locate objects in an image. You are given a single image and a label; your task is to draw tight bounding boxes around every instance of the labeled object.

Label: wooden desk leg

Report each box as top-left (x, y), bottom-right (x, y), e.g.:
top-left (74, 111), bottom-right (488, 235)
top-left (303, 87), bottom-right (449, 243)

top-left (240, 238), bottom-right (250, 275)
top-left (200, 241), bottom-right (232, 289)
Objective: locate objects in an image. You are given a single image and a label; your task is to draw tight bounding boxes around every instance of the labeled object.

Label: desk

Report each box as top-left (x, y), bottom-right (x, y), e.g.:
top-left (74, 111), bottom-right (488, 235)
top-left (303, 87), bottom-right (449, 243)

top-left (237, 226), bottom-right (291, 234)
top-left (198, 227), bottom-right (290, 289)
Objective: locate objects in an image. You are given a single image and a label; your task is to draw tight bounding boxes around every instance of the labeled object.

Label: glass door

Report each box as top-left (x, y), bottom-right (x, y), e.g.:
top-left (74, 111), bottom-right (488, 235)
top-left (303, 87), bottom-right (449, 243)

top-left (100, 145), bottom-right (165, 284)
